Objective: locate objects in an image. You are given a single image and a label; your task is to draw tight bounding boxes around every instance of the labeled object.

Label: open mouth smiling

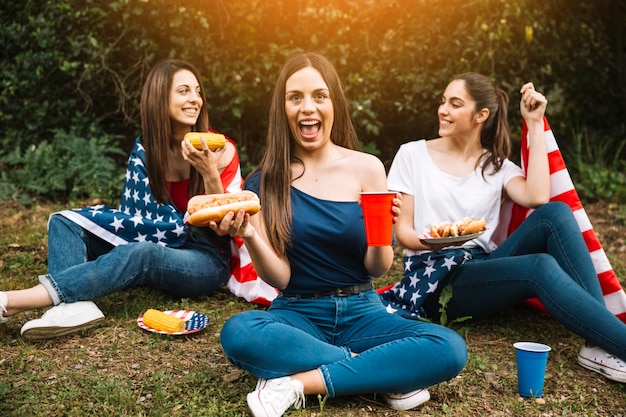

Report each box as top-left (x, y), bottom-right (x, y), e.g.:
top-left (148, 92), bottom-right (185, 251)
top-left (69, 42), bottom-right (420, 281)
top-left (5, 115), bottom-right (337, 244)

top-left (299, 119), bottom-right (321, 137)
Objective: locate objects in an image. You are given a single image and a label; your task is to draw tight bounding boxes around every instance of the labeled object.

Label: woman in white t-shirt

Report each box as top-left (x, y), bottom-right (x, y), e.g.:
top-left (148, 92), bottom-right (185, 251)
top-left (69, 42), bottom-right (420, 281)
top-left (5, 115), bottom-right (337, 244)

top-left (381, 72), bottom-right (626, 383)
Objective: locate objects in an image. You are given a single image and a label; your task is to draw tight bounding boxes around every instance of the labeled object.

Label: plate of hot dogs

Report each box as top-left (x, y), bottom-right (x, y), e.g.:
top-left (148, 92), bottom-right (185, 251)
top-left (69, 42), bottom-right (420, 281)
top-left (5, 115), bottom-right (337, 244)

top-left (420, 217), bottom-right (487, 245)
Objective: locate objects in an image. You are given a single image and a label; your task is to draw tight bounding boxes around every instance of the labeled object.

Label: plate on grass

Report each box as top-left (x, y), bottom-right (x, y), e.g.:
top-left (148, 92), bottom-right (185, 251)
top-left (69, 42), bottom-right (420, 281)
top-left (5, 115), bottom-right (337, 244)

top-left (419, 231), bottom-right (485, 245)
top-left (137, 310), bottom-right (209, 335)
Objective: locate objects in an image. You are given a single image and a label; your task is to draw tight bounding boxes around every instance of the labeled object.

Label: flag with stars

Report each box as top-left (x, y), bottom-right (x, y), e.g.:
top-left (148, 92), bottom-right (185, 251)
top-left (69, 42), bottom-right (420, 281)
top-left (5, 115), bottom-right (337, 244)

top-left (379, 248), bottom-right (471, 319)
top-left (54, 136), bottom-right (190, 248)
top-left (51, 135), bottom-right (277, 305)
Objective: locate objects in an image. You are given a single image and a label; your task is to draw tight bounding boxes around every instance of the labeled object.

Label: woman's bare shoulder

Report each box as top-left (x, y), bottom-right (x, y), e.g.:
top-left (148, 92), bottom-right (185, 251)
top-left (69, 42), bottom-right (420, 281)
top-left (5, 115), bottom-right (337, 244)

top-left (340, 150), bottom-right (386, 187)
top-left (343, 147), bottom-right (382, 163)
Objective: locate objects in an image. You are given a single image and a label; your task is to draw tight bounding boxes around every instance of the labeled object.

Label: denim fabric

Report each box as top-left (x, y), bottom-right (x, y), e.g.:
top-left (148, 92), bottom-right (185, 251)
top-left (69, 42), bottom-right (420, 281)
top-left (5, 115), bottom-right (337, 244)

top-left (422, 202), bottom-right (626, 360)
top-left (40, 215), bottom-right (231, 304)
top-left (221, 290), bottom-right (467, 397)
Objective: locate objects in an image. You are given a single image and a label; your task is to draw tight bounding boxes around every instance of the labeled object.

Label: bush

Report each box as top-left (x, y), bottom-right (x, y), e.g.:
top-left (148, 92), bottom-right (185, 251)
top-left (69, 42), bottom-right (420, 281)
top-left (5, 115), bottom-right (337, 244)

top-left (0, 128), bottom-right (126, 205)
top-left (564, 126), bottom-right (626, 203)
top-left (1, 0), bottom-right (624, 202)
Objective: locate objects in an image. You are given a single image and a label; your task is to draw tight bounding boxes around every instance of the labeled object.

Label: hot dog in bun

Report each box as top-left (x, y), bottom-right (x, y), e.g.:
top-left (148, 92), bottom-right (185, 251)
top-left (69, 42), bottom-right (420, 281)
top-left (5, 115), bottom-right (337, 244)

top-left (184, 132), bottom-right (227, 150)
top-left (430, 217), bottom-right (487, 238)
top-left (187, 191), bottom-right (260, 226)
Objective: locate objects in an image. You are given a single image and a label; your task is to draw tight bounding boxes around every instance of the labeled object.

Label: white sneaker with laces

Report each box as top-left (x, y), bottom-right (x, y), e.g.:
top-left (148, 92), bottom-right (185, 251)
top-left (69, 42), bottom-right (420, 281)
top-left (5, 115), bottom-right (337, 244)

top-left (0, 292), bottom-right (9, 324)
top-left (578, 344), bottom-right (626, 383)
top-left (384, 388), bottom-right (431, 411)
top-left (20, 301), bottom-right (105, 340)
top-left (247, 376), bottom-right (305, 417)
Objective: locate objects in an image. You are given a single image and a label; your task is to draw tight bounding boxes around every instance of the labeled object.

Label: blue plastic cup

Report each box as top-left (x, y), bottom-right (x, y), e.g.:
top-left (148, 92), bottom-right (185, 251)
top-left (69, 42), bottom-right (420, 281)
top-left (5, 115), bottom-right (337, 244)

top-left (513, 342), bottom-right (551, 398)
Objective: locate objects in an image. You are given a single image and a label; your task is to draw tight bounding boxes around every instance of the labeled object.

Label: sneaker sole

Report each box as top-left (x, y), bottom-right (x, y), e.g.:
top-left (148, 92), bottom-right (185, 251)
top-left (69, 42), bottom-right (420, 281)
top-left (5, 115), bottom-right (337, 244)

top-left (386, 389), bottom-right (431, 411)
top-left (21, 317), bottom-right (105, 341)
top-left (246, 391), bottom-right (271, 417)
top-left (578, 354), bottom-right (626, 383)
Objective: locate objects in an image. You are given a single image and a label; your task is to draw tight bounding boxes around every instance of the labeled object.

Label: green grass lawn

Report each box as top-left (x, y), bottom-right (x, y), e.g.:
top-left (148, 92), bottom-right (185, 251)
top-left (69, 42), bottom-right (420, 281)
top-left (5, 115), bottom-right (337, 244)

top-left (1, 200), bottom-right (625, 416)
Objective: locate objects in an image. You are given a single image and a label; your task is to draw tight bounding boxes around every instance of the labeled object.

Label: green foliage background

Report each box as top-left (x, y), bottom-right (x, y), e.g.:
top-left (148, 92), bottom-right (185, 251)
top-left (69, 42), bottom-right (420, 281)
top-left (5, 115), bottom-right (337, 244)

top-left (1, 0), bottom-right (625, 204)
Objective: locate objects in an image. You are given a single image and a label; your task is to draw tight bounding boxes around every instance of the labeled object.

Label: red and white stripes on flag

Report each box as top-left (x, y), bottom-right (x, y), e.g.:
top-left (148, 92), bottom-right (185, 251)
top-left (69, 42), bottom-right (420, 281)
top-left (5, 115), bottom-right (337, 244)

top-left (496, 117), bottom-right (626, 323)
top-left (228, 237), bottom-right (277, 306)
top-left (220, 145), bottom-right (278, 306)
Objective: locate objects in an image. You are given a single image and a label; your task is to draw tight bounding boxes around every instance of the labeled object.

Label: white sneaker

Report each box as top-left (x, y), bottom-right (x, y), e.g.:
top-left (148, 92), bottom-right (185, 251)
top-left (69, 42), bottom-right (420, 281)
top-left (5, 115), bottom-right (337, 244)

top-left (247, 376), bottom-right (305, 417)
top-left (0, 292), bottom-right (8, 324)
top-left (20, 301), bottom-right (105, 340)
top-left (578, 344), bottom-right (626, 383)
top-left (384, 388), bottom-right (430, 411)
top-left (254, 377), bottom-right (266, 390)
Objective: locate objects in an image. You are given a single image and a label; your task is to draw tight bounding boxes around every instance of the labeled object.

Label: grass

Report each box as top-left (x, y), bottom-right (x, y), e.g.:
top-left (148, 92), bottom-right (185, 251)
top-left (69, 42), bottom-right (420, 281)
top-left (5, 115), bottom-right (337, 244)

top-left (1, 200), bottom-right (625, 417)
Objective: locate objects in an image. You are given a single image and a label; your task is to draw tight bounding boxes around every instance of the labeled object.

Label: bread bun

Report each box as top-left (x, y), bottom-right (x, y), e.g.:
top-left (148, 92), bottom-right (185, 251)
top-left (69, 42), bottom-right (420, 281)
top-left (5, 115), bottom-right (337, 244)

top-left (460, 217), bottom-right (487, 235)
top-left (428, 217), bottom-right (487, 238)
top-left (187, 190), bottom-right (260, 226)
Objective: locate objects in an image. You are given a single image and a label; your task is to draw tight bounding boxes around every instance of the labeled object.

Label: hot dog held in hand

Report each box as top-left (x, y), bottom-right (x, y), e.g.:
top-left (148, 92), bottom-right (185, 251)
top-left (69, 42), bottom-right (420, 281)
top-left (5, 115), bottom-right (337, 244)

top-left (187, 190), bottom-right (261, 226)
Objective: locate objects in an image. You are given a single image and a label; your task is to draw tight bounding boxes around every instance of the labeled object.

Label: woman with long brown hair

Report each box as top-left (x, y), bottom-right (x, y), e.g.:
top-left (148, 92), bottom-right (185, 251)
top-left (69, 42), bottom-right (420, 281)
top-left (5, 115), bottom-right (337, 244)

top-left (1, 59), bottom-right (241, 339)
top-left (218, 52), bottom-right (467, 417)
top-left (381, 72), bottom-right (626, 383)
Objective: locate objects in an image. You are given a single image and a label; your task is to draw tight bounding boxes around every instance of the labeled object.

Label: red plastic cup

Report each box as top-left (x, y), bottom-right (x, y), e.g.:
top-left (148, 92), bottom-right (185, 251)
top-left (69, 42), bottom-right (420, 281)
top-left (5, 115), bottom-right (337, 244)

top-left (360, 192), bottom-right (395, 246)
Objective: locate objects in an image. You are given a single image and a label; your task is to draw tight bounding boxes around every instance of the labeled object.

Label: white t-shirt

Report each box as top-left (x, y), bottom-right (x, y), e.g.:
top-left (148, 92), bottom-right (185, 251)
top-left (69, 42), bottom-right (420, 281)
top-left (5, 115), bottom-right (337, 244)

top-left (387, 139), bottom-right (524, 255)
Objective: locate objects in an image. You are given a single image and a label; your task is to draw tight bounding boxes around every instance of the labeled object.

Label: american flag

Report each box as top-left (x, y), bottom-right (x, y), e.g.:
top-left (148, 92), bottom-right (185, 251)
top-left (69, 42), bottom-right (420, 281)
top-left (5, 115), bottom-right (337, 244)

top-left (56, 137), bottom-right (189, 247)
top-left (53, 135), bottom-right (277, 306)
top-left (379, 248), bottom-right (470, 318)
top-left (496, 117), bottom-right (626, 324)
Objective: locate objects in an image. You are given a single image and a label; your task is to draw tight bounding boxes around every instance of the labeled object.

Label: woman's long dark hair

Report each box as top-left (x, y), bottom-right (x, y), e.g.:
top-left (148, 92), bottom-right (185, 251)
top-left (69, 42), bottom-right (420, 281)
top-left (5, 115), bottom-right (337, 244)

top-left (140, 59), bottom-right (209, 204)
top-left (256, 52), bottom-right (358, 255)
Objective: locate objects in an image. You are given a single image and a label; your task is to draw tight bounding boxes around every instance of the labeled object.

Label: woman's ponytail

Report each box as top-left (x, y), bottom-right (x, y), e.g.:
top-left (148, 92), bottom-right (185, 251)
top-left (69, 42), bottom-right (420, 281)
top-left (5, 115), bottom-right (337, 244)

top-left (451, 73), bottom-right (511, 176)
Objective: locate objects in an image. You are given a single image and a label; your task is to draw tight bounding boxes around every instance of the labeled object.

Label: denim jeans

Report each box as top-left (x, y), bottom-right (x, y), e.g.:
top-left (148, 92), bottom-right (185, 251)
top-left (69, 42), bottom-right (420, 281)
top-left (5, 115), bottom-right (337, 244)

top-left (39, 214), bottom-right (231, 304)
top-left (422, 202), bottom-right (626, 360)
top-left (220, 290), bottom-right (467, 397)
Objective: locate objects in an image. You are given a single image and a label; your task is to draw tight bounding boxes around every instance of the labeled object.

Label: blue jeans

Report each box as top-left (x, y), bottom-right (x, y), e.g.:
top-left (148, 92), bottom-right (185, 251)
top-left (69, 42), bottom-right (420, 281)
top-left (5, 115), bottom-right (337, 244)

top-left (422, 202), bottom-right (626, 360)
top-left (40, 214), bottom-right (231, 304)
top-left (220, 290), bottom-right (467, 397)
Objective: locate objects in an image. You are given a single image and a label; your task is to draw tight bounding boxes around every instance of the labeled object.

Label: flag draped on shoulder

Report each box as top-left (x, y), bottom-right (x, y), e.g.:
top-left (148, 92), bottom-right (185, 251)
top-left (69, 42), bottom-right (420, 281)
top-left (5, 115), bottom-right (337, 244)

top-left (55, 137), bottom-right (188, 248)
top-left (494, 117), bottom-right (626, 324)
top-left (53, 135), bottom-right (277, 306)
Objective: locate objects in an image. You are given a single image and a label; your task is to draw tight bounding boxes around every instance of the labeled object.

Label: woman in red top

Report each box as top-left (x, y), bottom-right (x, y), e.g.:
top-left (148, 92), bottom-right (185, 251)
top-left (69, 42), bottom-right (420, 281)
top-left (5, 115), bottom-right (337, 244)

top-left (1, 59), bottom-right (241, 340)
